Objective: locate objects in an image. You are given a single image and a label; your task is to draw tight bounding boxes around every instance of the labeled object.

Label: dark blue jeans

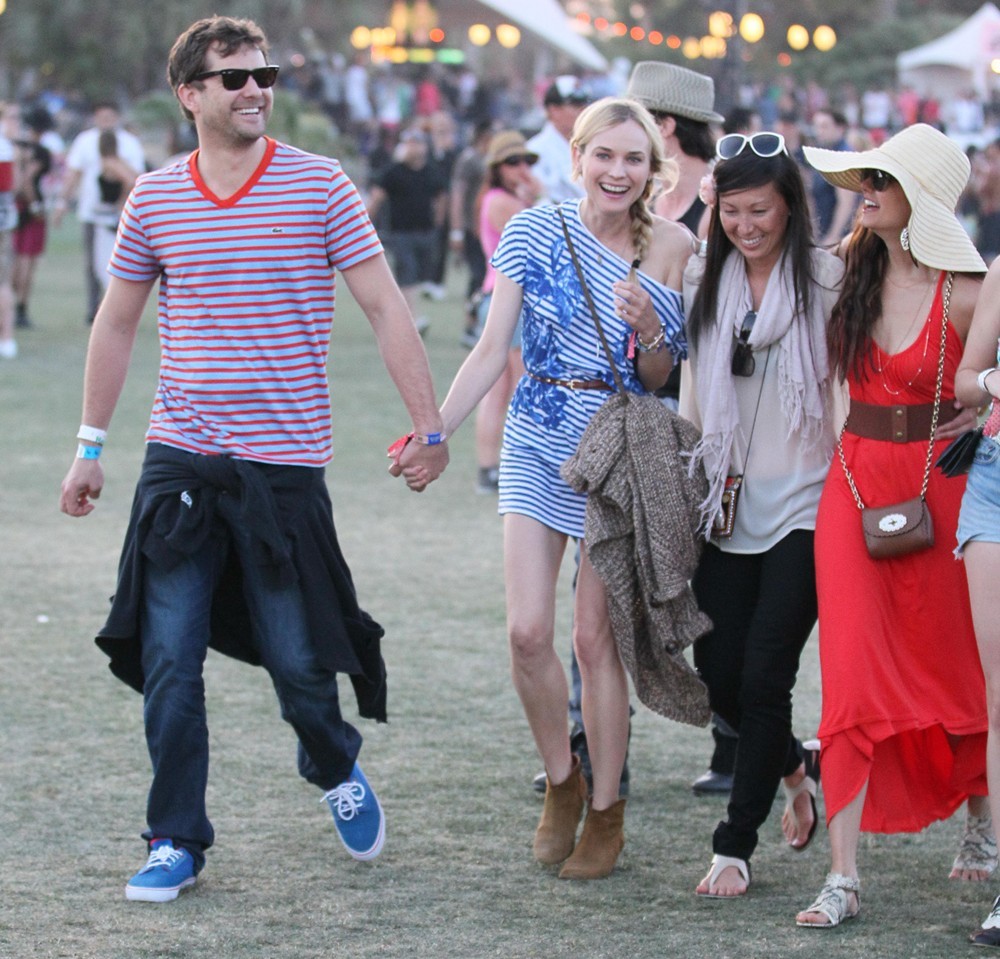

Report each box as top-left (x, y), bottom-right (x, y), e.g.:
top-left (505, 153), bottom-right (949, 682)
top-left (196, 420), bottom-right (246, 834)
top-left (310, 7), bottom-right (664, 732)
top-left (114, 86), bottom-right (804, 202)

top-left (692, 530), bottom-right (816, 862)
top-left (139, 533), bottom-right (361, 870)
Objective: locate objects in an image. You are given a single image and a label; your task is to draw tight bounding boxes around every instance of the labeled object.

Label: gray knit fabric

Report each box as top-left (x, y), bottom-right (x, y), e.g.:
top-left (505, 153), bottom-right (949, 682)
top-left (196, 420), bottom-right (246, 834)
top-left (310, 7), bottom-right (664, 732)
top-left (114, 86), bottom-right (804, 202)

top-left (562, 392), bottom-right (712, 727)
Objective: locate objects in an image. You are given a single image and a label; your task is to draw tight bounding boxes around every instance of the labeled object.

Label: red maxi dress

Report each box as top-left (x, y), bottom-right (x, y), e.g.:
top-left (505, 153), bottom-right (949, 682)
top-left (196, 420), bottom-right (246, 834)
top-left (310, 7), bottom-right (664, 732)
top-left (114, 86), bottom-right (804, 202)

top-left (815, 272), bottom-right (987, 832)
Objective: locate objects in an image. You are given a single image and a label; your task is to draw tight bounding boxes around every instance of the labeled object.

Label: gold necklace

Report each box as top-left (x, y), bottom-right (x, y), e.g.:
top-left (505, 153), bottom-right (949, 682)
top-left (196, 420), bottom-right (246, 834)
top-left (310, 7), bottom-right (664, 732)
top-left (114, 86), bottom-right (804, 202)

top-left (873, 282), bottom-right (935, 396)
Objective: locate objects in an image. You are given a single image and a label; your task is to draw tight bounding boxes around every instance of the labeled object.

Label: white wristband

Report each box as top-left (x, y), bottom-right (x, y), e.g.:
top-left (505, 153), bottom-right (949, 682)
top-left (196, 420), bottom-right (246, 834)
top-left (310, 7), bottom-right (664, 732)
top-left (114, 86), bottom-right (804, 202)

top-left (77, 424), bottom-right (107, 445)
top-left (977, 368), bottom-right (998, 394)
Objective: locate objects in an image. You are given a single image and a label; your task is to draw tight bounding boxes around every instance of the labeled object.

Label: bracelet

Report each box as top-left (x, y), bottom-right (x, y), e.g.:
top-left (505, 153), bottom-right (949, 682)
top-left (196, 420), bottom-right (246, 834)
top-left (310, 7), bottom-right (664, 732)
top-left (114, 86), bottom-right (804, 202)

top-left (77, 424), bottom-right (107, 446)
top-left (978, 367), bottom-right (999, 393)
top-left (635, 328), bottom-right (666, 353)
top-left (412, 430), bottom-right (447, 446)
top-left (76, 442), bottom-right (102, 460)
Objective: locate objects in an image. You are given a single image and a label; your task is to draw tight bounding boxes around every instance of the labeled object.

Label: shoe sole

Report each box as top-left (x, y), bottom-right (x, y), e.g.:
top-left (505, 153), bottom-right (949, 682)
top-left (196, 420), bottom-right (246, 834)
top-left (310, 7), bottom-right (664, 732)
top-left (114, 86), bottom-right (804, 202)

top-left (125, 876), bottom-right (196, 902)
top-left (337, 814), bottom-right (385, 862)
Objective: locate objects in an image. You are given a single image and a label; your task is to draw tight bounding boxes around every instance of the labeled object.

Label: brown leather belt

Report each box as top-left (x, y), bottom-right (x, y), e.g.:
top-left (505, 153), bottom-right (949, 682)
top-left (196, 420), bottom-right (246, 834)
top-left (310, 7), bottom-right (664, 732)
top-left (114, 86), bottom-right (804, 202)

top-left (528, 372), bottom-right (613, 392)
top-left (844, 399), bottom-right (960, 443)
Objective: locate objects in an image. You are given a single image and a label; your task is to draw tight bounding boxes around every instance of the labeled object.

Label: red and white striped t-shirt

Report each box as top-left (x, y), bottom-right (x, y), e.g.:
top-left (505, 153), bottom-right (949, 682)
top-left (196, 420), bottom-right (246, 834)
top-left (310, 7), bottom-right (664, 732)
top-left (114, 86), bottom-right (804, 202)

top-left (110, 138), bottom-right (383, 466)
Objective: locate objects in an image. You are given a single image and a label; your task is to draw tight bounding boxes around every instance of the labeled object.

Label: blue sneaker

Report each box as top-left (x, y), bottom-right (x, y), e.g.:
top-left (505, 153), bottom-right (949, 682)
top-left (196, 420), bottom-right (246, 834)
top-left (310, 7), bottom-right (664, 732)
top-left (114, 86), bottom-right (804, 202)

top-left (322, 764), bottom-right (385, 861)
top-left (125, 839), bottom-right (197, 902)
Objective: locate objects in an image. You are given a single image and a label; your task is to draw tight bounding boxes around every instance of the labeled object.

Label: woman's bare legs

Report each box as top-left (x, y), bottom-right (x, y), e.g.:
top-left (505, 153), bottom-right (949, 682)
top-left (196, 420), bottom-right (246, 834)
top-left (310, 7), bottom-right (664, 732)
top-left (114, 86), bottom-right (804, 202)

top-left (504, 514), bottom-right (573, 785)
top-left (573, 544), bottom-right (629, 811)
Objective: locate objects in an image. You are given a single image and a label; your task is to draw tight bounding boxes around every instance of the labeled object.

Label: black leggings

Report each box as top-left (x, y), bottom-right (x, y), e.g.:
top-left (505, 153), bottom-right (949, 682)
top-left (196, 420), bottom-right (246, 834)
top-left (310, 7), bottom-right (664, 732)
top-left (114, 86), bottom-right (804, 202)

top-left (692, 529), bottom-right (817, 861)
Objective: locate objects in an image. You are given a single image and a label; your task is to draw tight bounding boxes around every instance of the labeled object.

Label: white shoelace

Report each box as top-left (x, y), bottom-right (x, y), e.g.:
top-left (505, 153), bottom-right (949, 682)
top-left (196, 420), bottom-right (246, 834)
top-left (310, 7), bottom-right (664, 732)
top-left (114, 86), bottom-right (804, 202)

top-left (141, 844), bottom-right (185, 873)
top-left (321, 781), bottom-right (366, 821)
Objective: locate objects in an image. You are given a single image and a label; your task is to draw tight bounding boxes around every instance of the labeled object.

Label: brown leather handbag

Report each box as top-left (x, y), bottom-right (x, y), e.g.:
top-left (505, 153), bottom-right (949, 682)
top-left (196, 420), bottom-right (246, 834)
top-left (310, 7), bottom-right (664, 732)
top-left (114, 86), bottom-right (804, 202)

top-left (837, 273), bottom-right (951, 560)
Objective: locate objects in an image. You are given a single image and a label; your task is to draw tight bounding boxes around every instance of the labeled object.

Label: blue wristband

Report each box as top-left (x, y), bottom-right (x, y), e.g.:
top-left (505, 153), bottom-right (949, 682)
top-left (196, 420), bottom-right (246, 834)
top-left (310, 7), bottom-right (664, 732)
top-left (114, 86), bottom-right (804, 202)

top-left (413, 431), bottom-right (447, 446)
top-left (76, 442), bottom-right (102, 460)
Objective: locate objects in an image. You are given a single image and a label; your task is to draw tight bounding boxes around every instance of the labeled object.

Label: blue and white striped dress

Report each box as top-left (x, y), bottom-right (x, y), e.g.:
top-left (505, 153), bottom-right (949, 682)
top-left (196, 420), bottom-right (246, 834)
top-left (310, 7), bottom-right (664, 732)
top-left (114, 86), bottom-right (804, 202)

top-left (493, 200), bottom-right (686, 538)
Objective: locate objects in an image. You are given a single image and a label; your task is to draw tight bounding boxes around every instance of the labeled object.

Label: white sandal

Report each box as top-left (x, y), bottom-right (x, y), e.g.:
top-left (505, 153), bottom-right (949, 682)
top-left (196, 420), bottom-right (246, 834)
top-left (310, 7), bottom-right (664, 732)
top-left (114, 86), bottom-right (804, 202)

top-left (796, 873), bottom-right (860, 928)
top-left (696, 854), bottom-right (750, 898)
top-left (951, 810), bottom-right (998, 879)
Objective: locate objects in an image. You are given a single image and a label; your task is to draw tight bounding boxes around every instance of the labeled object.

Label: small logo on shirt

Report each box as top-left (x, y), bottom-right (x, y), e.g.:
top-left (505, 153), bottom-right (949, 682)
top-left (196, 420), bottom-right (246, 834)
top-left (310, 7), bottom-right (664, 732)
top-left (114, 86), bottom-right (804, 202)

top-left (181, 491), bottom-right (193, 508)
top-left (271, 227), bottom-right (284, 234)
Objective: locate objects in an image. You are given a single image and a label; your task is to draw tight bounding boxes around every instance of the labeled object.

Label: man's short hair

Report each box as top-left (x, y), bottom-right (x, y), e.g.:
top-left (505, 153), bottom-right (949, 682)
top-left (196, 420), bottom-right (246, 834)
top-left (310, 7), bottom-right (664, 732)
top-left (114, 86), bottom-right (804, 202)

top-left (167, 16), bottom-right (269, 120)
top-left (814, 107), bottom-right (848, 129)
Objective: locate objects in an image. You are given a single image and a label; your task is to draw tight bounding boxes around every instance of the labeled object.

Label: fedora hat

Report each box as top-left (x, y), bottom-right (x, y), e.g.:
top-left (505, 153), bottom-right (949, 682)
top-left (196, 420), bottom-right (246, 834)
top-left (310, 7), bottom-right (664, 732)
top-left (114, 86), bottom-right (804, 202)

top-left (804, 123), bottom-right (985, 273)
top-left (626, 61), bottom-right (723, 125)
top-left (485, 130), bottom-right (539, 167)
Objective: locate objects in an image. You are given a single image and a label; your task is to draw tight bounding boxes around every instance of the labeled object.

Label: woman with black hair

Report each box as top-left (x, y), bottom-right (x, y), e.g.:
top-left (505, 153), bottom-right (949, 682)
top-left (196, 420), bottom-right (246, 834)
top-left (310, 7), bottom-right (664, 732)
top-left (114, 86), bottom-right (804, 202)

top-left (798, 124), bottom-right (989, 930)
top-left (680, 132), bottom-right (844, 897)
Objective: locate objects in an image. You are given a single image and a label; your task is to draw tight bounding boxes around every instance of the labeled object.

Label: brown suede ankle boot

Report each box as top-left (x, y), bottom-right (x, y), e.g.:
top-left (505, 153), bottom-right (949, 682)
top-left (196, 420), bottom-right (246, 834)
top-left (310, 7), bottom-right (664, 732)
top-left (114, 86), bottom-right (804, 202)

top-left (533, 754), bottom-right (587, 865)
top-left (558, 798), bottom-right (626, 880)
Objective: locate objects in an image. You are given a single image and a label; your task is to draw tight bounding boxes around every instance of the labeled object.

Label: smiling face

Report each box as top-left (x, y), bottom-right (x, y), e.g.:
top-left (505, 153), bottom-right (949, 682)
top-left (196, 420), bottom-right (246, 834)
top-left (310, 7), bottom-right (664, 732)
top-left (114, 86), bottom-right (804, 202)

top-left (180, 43), bottom-right (272, 148)
top-left (573, 119), bottom-right (653, 215)
top-left (717, 181), bottom-right (791, 271)
top-left (858, 173), bottom-right (910, 237)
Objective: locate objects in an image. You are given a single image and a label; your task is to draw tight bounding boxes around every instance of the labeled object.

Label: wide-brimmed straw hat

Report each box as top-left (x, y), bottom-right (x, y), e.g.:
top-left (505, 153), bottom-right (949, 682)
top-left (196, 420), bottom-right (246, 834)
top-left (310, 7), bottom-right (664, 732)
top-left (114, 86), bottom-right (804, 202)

top-left (804, 123), bottom-right (985, 273)
top-left (485, 130), bottom-right (539, 167)
top-left (626, 61), bottom-right (724, 125)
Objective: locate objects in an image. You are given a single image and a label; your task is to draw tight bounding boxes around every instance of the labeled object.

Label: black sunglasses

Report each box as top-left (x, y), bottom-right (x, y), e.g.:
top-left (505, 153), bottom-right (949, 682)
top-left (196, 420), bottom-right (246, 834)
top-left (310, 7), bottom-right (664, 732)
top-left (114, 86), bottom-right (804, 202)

top-left (189, 65), bottom-right (280, 91)
top-left (501, 155), bottom-right (534, 168)
top-left (732, 310), bottom-right (757, 377)
top-left (860, 168), bottom-right (896, 192)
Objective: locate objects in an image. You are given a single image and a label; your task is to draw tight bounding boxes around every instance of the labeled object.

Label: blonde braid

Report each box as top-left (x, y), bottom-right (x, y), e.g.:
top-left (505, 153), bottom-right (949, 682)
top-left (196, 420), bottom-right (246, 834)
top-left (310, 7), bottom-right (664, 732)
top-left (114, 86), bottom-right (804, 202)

top-left (629, 179), bottom-right (656, 263)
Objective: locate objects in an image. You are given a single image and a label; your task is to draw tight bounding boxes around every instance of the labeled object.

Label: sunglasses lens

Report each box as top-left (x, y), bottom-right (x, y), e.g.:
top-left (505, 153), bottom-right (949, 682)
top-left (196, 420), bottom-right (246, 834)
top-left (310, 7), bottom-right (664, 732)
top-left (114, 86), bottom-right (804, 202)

top-left (752, 133), bottom-right (782, 157)
top-left (255, 66), bottom-right (279, 88)
top-left (732, 343), bottom-right (754, 377)
top-left (219, 70), bottom-right (250, 90)
top-left (716, 134), bottom-right (745, 160)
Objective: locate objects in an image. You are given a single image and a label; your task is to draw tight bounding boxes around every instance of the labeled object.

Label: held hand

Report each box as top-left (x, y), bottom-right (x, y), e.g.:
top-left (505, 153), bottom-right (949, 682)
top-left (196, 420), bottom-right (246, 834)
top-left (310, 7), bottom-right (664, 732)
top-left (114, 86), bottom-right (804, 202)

top-left (387, 433), bottom-right (449, 492)
top-left (936, 401), bottom-right (979, 441)
top-left (59, 459), bottom-right (104, 517)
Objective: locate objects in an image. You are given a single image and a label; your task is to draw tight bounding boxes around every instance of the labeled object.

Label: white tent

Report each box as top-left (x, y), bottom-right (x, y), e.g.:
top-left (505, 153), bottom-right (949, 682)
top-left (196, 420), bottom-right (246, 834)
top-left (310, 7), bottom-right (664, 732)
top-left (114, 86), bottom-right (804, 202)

top-left (472, 0), bottom-right (607, 71)
top-left (897, 3), bottom-right (1000, 100)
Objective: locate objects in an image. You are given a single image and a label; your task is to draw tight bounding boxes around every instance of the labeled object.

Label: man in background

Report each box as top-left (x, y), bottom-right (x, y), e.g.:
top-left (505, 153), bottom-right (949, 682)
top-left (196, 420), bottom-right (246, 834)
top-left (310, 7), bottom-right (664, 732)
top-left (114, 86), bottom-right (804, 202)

top-left (55, 102), bottom-right (145, 323)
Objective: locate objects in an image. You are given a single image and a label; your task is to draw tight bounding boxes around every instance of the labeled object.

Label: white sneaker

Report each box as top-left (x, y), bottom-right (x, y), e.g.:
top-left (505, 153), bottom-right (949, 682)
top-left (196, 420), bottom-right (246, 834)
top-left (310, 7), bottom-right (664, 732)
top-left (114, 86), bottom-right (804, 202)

top-left (0, 339), bottom-right (18, 359)
top-left (422, 282), bottom-right (446, 301)
top-left (414, 316), bottom-right (430, 337)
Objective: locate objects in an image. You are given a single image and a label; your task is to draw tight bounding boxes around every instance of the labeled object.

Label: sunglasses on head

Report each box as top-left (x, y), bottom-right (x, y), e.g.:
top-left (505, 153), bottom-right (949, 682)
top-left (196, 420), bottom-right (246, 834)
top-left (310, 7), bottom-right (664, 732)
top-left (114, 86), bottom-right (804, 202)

top-left (189, 65), bottom-right (280, 91)
top-left (860, 168), bottom-right (896, 192)
top-left (716, 132), bottom-right (787, 161)
top-left (732, 310), bottom-right (757, 378)
top-left (501, 155), bottom-right (534, 168)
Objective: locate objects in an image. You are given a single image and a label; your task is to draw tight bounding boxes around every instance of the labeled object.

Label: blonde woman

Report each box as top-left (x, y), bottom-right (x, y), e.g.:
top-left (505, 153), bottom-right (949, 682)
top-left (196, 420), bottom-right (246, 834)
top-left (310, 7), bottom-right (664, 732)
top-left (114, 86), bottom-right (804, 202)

top-left (397, 97), bottom-right (692, 877)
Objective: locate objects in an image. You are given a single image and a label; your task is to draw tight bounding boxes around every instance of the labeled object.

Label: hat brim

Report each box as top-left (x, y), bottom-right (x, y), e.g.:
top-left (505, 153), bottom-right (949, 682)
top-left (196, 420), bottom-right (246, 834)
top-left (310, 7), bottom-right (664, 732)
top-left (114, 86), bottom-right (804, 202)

top-left (629, 94), bottom-right (723, 126)
top-left (491, 150), bottom-right (540, 167)
top-left (803, 144), bottom-right (986, 273)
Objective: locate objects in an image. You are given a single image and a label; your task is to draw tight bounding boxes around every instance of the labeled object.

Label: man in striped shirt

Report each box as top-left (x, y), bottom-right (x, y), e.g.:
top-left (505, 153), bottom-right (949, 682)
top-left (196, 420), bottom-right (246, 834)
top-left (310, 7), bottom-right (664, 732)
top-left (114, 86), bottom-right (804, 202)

top-left (59, 15), bottom-right (448, 903)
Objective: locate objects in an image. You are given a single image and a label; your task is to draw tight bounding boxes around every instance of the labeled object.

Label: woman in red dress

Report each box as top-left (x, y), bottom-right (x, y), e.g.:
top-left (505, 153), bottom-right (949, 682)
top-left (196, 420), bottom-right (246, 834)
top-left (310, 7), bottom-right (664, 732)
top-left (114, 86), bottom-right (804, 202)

top-left (798, 125), bottom-right (990, 928)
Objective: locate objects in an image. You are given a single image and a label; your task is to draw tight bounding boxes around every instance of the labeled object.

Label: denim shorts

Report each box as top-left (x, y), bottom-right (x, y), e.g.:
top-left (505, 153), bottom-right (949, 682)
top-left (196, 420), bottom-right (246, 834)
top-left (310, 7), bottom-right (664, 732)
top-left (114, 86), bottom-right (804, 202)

top-left (956, 435), bottom-right (1000, 554)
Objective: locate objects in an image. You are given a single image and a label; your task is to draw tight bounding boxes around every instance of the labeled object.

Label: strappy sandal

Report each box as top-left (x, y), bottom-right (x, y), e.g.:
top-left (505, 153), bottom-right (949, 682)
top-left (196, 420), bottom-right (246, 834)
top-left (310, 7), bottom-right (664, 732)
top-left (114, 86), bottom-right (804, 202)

top-left (951, 809), bottom-right (998, 880)
top-left (796, 873), bottom-right (860, 928)
top-left (782, 772), bottom-right (819, 852)
top-left (695, 854), bottom-right (751, 898)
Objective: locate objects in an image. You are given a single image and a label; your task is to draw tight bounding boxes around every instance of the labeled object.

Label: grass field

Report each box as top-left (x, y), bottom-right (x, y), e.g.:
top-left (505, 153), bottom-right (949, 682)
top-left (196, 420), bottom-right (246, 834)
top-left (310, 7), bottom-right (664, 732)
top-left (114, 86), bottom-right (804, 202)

top-left (0, 221), bottom-right (992, 958)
